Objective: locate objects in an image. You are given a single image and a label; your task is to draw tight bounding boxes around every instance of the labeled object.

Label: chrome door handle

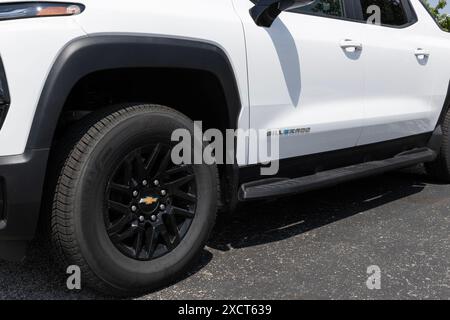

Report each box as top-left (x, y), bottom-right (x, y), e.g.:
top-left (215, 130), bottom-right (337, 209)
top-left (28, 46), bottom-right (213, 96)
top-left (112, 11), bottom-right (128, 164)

top-left (415, 48), bottom-right (430, 60)
top-left (340, 39), bottom-right (363, 52)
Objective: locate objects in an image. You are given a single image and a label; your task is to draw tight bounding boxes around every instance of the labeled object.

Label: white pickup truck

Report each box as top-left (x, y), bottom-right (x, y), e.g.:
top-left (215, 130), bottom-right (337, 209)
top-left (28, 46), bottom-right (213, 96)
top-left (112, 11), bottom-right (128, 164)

top-left (0, 0), bottom-right (449, 296)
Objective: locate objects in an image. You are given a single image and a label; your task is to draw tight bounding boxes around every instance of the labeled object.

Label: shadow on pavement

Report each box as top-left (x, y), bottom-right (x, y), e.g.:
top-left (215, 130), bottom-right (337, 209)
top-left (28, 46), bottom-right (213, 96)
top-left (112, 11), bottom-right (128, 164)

top-left (209, 169), bottom-right (429, 251)
top-left (0, 167), bottom-right (434, 299)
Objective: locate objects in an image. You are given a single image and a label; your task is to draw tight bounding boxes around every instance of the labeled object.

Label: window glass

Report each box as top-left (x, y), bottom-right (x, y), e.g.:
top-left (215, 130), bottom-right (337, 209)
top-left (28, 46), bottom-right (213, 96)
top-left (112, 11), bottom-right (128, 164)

top-left (291, 0), bottom-right (345, 18)
top-left (360, 0), bottom-right (408, 26)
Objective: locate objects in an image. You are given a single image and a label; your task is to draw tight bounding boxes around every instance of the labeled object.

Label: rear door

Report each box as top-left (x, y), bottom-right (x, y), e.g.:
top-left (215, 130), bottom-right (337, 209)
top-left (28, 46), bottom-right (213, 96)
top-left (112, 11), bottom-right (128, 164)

top-left (354, 0), bottom-right (437, 145)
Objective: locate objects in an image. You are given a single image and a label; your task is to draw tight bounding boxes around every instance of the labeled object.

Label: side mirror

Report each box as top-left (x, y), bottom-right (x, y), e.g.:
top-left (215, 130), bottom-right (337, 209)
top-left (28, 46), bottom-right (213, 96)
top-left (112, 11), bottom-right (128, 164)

top-left (250, 0), bottom-right (315, 27)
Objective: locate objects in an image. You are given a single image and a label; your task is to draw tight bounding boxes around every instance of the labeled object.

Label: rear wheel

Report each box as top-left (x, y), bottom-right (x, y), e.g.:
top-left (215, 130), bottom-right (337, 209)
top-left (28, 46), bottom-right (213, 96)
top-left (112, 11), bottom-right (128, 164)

top-left (426, 109), bottom-right (450, 182)
top-left (51, 104), bottom-right (218, 296)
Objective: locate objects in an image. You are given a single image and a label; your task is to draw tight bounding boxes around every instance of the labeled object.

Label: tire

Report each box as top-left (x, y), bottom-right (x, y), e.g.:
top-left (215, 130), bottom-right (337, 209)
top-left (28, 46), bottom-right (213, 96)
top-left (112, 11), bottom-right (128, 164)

top-left (50, 104), bottom-right (218, 296)
top-left (426, 109), bottom-right (450, 182)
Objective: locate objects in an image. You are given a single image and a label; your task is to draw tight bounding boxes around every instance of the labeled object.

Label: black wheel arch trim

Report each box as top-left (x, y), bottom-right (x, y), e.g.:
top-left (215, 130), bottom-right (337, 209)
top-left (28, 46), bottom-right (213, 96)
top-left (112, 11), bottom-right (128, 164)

top-left (0, 148), bottom-right (49, 260)
top-left (436, 80), bottom-right (450, 129)
top-left (26, 34), bottom-right (243, 150)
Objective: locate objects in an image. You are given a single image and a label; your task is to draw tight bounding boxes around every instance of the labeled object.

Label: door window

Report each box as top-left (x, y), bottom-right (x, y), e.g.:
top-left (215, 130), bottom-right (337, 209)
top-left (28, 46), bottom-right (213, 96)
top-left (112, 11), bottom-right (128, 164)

top-left (359, 0), bottom-right (411, 26)
top-left (290, 0), bottom-right (345, 18)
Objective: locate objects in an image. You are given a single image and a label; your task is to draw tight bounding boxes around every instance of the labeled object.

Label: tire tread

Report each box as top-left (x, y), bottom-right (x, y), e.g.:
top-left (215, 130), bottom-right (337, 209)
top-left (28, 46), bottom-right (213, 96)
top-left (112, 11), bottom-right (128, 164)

top-left (426, 109), bottom-right (450, 182)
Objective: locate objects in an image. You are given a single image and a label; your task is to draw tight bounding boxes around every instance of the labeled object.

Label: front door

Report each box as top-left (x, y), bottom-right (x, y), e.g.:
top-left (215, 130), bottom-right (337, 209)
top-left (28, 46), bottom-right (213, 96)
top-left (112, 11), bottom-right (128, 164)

top-left (233, 0), bottom-right (366, 164)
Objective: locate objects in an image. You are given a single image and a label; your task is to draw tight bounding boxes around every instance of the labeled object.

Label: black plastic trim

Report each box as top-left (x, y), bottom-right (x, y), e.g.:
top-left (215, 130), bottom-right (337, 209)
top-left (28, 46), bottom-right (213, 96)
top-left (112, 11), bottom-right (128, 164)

top-left (0, 56), bottom-right (9, 104)
top-left (0, 149), bottom-right (49, 244)
top-left (0, 105), bottom-right (8, 131)
top-left (240, 147), bottom-right (436, 201)
top-left (344, 0), bottom-right (363, 21)
top-left (0, 56), bottom-right (10, 130)
top-left (249, 0), bottom-right (365, 26)
top-left (0, 179), bottom-right (4, 221)
top-left (27, 34), bottom-right (243, 150)
top-left (436, 80), bottom-right (450, 128)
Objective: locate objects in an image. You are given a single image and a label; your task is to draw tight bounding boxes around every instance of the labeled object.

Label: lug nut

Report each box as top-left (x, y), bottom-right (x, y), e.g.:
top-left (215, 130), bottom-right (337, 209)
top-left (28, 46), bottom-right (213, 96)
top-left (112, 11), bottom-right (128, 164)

top-left (153, 180), bottom-right (160, 186)
top-left (150, 215), bottom-right (157, 222)
top-left (139, 216), bottom-right (145, 222)
top-left (131, 205), bottom-right (137, 212)
top-left (159, 204), bottom-right (166, 211)
top-left (161, 190), bottom-right (167, 196)
top-left (132, 190), bottom-right (139, 197)
top-left (142, 180), bottom-right (148, 186)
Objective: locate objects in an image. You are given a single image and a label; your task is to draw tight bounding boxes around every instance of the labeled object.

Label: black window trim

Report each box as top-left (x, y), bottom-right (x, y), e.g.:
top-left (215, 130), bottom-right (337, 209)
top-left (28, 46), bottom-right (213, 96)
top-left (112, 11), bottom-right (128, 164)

top-left (248, 0), bottom-right (362, 24)
top-left (285, 0), bottom-right (364, 24)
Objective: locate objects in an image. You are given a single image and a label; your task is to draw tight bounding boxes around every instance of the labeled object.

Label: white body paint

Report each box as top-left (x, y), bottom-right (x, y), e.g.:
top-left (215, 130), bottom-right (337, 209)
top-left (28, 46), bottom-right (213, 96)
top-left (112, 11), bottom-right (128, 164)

top-left (0, 0), bottom-right (449, 167)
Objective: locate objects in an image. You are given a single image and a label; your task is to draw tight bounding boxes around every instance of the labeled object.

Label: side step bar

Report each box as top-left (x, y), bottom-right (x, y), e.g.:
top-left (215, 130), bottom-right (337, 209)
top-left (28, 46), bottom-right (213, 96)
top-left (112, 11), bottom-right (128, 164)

top-left (239, 148), bottom-right (436, 201)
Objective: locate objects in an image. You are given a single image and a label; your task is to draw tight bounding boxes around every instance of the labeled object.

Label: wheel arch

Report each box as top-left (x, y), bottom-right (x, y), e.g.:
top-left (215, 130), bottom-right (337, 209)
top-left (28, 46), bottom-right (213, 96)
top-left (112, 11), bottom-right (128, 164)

top-left (435, 80), bottom-right (450, 129)
top-left (27, 34), bottom-right (243, 150)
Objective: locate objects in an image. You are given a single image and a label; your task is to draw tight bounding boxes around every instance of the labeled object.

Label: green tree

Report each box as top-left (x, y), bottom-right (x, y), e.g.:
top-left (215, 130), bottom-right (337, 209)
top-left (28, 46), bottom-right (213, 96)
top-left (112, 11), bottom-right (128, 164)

top-left (422, 0), bottom-right (450, 31)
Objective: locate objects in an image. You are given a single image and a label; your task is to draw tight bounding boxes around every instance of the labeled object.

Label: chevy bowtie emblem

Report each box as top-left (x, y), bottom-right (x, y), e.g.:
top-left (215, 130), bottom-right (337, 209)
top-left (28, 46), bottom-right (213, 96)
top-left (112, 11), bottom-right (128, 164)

top-left (139, 197), bottom-right (158, 205)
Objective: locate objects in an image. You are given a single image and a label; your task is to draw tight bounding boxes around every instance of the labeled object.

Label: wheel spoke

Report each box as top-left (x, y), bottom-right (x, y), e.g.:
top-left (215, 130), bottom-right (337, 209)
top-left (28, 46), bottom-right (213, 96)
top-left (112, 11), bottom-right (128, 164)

top-left (165, 165), bottom-right (190, 176)
top-left (156, 148), bottom-right (172, 177)
top-left (134, 229), bottom-right (144, 258)
top-left (107, 213), bottom-right (134, 235)
top-left (108, 200), bottom-right (130, 215)
top-left (165, 174), bottom-right (195, 189)
top-left (113, 226), bottom-right (138, 242)
top-left (144, 227), bottom-right (159, 258)
top-left (171, 206), bottom-right (195, 219)
top-left (110, 183), bottom-right (131, 195)
top-left (159, 223), bottom-right (177, 250)
top-left (173, 190), bottom-right (197, 203)
top-left (123, 159), bottom-right (138, 188)
top-left (166, 214), bottom-right (181, 246)
top-left (145, 144), bottom-right (162, 173)
top-left (123, 159), bottom-right (133, 183)
top-left (132, 151), bottom-right (147, 181)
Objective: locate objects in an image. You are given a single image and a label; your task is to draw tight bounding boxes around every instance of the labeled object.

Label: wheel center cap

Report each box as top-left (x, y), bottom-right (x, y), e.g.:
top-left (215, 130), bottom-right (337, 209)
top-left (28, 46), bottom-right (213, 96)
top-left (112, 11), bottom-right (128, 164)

top-left (138, 195), bottom-right (160, 213)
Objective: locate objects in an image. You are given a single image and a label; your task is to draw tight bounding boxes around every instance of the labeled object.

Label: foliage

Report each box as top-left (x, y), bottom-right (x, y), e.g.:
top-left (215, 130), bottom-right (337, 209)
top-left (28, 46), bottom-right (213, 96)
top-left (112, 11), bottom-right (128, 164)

top-left (422, 0), bottom-right (450, 31)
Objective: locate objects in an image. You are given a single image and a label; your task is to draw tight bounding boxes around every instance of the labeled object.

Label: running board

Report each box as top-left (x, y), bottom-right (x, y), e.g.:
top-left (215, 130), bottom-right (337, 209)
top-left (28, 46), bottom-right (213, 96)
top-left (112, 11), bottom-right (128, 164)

top-left (239, 148), bottom-right (436, 201)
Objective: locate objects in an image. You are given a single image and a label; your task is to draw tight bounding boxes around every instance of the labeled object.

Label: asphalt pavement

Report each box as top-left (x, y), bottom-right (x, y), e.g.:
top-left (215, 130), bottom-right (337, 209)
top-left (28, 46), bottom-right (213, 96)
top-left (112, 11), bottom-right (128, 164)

top-left (0, 167), bottom-right (449, 300)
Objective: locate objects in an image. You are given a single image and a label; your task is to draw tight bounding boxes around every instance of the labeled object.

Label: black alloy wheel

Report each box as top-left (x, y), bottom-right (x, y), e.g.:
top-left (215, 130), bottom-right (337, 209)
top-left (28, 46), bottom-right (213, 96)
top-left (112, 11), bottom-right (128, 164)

top-left (106, 143), bottom-right (197, 261)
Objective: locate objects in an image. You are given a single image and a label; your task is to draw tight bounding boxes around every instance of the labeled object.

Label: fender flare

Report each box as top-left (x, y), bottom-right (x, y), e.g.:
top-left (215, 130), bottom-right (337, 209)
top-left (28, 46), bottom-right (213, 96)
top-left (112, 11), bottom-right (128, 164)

top-left (436, 80), bottom-right (450, 129)
top-left (26, 34), bottom-right (243, 149)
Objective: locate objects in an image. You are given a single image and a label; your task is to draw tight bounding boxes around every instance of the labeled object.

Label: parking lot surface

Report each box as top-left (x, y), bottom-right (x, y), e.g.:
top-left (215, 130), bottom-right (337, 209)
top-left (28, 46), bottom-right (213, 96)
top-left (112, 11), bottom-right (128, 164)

top-left (0, 168), bottom-right (449, 300)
